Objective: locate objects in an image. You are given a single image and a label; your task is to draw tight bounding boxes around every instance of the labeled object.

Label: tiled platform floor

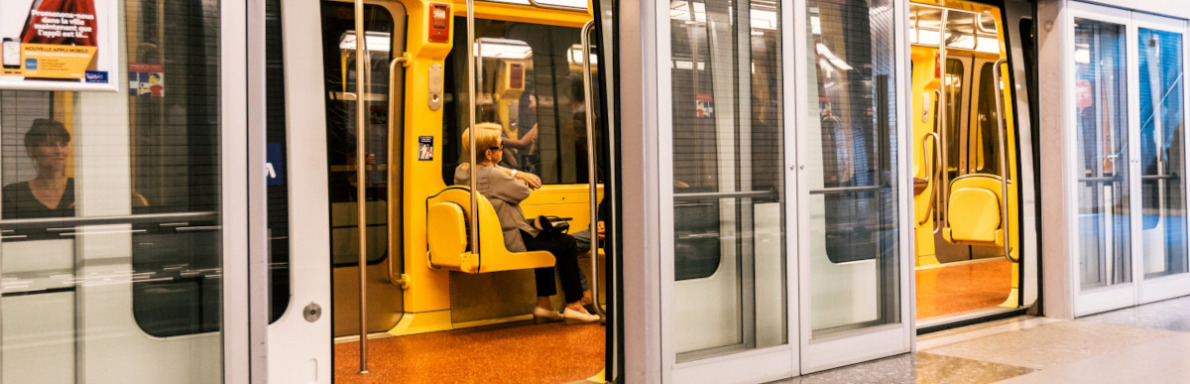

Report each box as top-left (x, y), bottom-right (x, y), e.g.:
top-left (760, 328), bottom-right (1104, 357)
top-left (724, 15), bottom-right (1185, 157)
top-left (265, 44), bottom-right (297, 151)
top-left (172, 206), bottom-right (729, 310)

top-left (772, 295), bottom-right (1190, 383)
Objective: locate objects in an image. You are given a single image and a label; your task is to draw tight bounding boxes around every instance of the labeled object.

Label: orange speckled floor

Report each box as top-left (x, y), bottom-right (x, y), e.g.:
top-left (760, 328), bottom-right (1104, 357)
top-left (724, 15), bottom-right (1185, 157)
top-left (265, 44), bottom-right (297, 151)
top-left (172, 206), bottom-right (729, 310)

top-left (916, 258), bottom-right (1013, 320)
top-left (335, 322), bottom-right (604, 384)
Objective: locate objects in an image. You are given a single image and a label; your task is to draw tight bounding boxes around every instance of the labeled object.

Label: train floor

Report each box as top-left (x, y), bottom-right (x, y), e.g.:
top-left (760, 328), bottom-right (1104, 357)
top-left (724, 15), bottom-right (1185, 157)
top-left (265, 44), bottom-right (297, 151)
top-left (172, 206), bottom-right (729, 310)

top-left (334, 320), bottom-right (605, 384)
top-left (772, 295), bottom-right (1190, 383)
top-left (915, 258), bottom-right (1013, 320)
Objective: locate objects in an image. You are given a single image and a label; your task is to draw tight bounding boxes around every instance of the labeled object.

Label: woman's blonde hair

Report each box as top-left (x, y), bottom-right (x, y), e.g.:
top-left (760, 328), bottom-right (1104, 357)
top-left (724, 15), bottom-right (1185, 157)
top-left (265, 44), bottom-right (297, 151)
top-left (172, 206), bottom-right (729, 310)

top-left (461, 123), bottom-right (503, 162)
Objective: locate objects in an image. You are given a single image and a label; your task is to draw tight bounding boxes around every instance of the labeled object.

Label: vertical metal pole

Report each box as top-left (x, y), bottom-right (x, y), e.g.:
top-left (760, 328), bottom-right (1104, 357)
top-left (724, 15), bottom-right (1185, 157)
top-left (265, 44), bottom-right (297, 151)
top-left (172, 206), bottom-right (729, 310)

top-left (581, 20), bottom-right (604, 316)
top-left (992, 59), bottom-right (1016, 263)
top-left (353, 0), bottom-right (369, 374)
top-left (467, 0), bottom-right (480, 268)
top-left (936, 9), bottom-right (950, 234)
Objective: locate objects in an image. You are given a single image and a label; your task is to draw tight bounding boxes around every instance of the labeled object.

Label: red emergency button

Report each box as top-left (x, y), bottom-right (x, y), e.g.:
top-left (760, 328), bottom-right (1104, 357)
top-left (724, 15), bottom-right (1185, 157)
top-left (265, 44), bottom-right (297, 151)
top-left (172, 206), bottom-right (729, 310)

top-left (429, 3), bottom-right (450, 43)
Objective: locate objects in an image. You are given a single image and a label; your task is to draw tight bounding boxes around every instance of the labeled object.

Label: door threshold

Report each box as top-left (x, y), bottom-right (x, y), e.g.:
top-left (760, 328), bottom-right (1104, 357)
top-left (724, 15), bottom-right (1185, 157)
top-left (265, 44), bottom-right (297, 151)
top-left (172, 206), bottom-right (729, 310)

top-left (333, 331), bottom-right (397, 344)
top-left (916, 306), bottom-right (1027, 334)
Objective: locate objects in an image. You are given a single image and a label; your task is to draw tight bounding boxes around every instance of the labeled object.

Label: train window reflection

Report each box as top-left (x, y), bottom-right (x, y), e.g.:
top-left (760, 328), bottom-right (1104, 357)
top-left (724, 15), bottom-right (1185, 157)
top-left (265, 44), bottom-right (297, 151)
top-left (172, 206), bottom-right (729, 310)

top-left (321, 3), bottom-right (398, 267)
top-left (441, 18), bottom-right (602, 186)
top-left (807, 0), bottom-right (900, 336)
top-left (669, 0), bottom-right (787, 361)
top-left (1074, 18), bottom-right (1132, 289)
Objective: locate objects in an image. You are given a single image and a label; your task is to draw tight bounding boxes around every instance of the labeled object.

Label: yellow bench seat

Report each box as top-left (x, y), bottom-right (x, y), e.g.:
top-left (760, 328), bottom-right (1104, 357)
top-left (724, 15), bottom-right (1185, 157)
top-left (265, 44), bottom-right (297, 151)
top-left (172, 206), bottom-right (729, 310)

top-left (426, 187), bottom-right (555, 273)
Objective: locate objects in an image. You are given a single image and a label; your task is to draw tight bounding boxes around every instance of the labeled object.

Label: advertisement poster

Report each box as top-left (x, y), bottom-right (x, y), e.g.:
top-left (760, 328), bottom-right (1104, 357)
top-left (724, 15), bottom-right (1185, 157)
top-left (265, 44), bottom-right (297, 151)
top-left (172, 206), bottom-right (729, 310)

top-left (1, 0), bottom-right (119, 91)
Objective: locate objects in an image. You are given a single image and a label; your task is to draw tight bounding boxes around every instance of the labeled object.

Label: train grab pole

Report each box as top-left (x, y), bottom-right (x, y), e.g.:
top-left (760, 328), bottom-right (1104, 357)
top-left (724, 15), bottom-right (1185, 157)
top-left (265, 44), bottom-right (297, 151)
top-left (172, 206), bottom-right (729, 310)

top-left (936, 9), bottom-right (950, 235)
top-left (467, 0), bottom-right (480, 270)
top-left (580, 20), bottom-right (604, 317)
top-left (991, 58), bottom-right (1016, 263)
top-left (353, 0), bottom-right (370, 374)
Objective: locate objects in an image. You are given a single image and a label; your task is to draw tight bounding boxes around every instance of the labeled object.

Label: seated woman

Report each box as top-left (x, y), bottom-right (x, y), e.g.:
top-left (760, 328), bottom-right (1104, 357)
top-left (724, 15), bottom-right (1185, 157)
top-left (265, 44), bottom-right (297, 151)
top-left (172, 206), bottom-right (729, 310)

top-left (455, 124), bottom-right (599, 325)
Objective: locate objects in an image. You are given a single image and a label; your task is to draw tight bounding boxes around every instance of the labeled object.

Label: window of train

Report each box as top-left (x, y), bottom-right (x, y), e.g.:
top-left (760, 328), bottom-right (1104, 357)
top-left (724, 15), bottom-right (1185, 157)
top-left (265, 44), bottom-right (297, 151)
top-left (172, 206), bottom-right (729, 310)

top-left (667, 0), bottom-right (787, 362)
top-left (320, 2), bottom-right (401, 267)
top-left (440, 18), bottom-right (604, 186)
top-left (943, 59), bottom-right (964, 178)
top-left (0, 0), bottom-right (224, 380)
top-left (807, 0), bottom-right (900, 336)
top-left (973, 62), bottom-right (1000, 174)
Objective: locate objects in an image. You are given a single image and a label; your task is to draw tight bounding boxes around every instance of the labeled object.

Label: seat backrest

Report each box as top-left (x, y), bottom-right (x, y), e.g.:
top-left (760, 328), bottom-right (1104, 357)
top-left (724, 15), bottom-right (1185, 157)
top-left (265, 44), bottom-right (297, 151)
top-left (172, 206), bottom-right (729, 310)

top-left (946, 174), bottom-right (1003, 245)
top-left (426, 187), bottom-right (554, 273)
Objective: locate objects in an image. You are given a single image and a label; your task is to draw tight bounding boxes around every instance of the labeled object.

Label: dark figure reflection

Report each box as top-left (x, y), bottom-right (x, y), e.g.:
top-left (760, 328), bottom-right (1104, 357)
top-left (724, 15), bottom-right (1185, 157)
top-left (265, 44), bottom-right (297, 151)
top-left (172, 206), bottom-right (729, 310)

top-left (3, 119), bottom-right (75, 219)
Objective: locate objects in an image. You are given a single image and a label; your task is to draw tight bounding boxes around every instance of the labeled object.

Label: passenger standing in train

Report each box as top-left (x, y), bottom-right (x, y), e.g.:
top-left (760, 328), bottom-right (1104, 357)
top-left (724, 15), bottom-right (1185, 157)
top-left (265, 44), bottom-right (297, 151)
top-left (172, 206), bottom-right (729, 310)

top-left (2, 119), bottom-right (75, 219)
top-left (455, 125), bottom-right (600, 325)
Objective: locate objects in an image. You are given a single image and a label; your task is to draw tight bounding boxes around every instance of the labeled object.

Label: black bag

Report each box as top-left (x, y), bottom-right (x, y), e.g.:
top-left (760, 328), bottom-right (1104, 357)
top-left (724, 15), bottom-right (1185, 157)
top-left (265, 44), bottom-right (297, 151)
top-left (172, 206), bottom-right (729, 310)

top-left (536, 215), bottom-right (571, 236)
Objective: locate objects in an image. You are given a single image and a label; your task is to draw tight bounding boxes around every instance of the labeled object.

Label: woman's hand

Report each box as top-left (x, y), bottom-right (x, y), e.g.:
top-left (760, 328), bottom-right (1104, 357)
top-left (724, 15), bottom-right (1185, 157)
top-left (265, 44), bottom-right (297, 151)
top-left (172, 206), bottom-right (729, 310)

top-left (516, 171), bottom-right (542, 189)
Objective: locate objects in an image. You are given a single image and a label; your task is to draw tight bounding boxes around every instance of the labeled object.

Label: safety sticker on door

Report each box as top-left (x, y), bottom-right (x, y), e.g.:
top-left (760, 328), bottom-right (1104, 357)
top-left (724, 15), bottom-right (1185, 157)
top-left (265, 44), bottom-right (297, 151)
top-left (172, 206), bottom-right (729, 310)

top-left (418, 136), bottom-right (434, 161)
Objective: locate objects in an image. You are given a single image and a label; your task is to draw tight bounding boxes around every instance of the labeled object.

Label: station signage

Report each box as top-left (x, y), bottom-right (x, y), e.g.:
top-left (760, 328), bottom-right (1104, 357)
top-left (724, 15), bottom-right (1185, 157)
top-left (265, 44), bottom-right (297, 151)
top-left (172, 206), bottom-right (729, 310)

top-left (1, 0), bottom-right (119, 91)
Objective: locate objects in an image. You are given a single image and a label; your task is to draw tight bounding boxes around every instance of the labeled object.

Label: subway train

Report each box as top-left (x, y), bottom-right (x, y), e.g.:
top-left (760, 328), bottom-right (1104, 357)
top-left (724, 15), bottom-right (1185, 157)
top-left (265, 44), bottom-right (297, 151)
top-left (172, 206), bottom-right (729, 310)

top-left (1, 0), bottom-right (1188, 383)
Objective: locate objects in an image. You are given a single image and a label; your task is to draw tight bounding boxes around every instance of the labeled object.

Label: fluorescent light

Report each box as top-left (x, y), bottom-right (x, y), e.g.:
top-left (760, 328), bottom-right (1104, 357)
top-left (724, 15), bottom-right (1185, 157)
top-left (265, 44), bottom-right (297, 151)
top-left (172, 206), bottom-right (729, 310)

top-left (339, 31), bottom-right (391, 52)
top-left (568, 44), bottom-right (598, 67)
top-left (477, 38), bottom-right (533, 59)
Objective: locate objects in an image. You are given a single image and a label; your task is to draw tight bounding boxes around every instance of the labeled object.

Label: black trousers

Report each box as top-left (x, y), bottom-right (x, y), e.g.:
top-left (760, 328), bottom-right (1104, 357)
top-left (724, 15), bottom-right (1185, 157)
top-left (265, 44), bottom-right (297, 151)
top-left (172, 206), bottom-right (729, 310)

top-left (520, 230), bottom-right (585, 303)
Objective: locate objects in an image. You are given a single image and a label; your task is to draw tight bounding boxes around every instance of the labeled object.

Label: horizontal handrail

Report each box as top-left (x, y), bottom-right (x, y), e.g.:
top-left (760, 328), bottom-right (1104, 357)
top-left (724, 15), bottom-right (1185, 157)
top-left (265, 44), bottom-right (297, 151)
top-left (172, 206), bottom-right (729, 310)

top-left (0, 212), bottom-right (218, 229)
top-left (810, 185), bottom-right (885, 195)
top-left (1141, 173), bottom-right (1179, 180)
top-left (1077, 176), bottom-right (1122, 183)
top-left (674, 190), bottom-right (776, 201)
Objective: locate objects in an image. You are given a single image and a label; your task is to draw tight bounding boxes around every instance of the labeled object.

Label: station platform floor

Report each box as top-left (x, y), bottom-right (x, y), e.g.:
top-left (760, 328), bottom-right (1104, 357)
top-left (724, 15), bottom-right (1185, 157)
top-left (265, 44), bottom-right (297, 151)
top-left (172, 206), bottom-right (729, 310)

top-left (773, 295), bottom-right (1190, 383)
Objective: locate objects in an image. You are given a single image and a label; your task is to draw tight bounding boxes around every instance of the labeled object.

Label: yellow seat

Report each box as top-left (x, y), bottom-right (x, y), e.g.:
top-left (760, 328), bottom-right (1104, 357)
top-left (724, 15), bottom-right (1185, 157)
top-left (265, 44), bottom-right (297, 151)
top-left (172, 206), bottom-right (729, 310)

top-left (426, 187), bottom-right (555, 273)
top-left (943, 174), bottom-right (1004, 246)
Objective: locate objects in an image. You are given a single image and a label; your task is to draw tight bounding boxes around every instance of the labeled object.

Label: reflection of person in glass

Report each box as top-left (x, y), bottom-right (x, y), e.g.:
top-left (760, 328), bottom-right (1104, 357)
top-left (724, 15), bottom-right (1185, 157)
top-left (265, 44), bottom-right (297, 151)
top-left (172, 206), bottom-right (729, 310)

top-left (3, 119), bottom-right (75, 219)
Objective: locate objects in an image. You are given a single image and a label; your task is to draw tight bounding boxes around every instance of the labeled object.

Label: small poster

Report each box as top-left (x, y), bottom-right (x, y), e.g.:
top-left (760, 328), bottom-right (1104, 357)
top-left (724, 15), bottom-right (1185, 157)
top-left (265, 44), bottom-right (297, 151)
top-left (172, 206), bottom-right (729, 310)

top-left (696, 94), bottom-right (714, 118)
top-left (128, 62), bottom-right (164, 97)
top-left (418, 136), bottom-right (434, 161)
top-left (1, 0), bottom-right (119, 91)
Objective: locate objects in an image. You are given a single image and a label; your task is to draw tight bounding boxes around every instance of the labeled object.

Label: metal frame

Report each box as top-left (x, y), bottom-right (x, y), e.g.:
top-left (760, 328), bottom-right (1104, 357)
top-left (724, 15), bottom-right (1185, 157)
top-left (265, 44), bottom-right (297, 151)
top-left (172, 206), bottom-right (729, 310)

top-left (222, 0), bottom-right (252, 381)
top-left (617, 0), bottom-right (663, 381)
top-left (268, 0), bottom-right (334, 381)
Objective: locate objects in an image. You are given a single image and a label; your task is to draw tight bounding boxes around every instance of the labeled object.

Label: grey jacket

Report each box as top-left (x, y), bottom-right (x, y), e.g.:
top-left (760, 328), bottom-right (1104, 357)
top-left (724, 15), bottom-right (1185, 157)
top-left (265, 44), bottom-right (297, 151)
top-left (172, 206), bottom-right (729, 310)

top-left (454, 164), bottom-right (539, 252)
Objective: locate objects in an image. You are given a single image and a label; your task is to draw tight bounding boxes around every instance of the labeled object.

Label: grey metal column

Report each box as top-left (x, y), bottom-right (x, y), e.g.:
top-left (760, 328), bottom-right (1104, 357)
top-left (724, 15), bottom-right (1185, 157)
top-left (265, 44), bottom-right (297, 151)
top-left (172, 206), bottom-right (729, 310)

top-left (247, 0), bottom-right (269, 381)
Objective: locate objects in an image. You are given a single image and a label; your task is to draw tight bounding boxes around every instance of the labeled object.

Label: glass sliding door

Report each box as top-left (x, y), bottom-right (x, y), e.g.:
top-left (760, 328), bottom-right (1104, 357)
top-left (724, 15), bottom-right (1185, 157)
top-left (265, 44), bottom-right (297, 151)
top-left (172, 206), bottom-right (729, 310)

top-left (1137, 27), bottom-right (1187, 279)
top-left (1133, 14), bottom-right (1190, 304)
top-left (1070, 2), bottom-right (1190, 315)
top-left (797, 0), bottom-right (910, 373)
top-left (1072, 16), bottom-right (1132, 296)
top-left (661, 0), bottom-right (794, 382)
top-left (0, 0), bottom-right (241, 382)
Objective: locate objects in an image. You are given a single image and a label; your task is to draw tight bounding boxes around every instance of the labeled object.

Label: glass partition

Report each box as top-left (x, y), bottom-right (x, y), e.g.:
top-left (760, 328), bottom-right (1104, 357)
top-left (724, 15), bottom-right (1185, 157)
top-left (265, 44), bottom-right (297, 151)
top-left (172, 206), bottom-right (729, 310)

top-left (0, 0), bottom-right (224, 381)
top-left (806, 0), bottom-right (900, 337)
top-left (1137, 27), bottom-right (1188, 279)
top-left (1074, 18), bottom-right (1131, 289)
top-left (667, 0), bottom-right (786, 362)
